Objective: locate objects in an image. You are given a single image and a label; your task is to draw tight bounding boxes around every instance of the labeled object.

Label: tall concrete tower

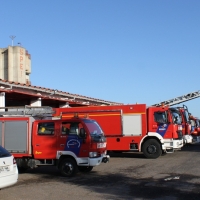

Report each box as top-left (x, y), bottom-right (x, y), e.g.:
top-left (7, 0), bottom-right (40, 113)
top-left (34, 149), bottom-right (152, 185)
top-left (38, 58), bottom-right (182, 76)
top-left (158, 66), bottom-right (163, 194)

top-left (0, 46), bottom-right (31, 84)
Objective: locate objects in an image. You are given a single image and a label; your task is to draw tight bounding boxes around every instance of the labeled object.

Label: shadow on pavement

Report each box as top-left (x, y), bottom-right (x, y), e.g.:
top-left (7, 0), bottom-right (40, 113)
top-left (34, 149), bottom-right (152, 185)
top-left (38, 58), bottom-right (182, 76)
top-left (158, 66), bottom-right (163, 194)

top-left (18, 166), bottom-right (200, 200)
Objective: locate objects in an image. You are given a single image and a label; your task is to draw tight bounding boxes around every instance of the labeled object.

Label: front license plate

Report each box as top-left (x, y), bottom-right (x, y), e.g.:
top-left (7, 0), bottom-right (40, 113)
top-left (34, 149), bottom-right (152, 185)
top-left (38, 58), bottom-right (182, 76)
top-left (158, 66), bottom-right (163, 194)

top-left (97, 142), bottom-right (106, 148)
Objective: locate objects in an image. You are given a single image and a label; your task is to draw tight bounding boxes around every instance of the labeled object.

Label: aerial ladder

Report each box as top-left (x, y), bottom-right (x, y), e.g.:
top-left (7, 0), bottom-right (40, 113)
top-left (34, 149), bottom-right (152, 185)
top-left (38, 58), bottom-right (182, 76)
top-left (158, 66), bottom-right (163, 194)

top-left (0, 105), bottom-right (55, 118)
top-left (151, 90), bottom-right (200, 107)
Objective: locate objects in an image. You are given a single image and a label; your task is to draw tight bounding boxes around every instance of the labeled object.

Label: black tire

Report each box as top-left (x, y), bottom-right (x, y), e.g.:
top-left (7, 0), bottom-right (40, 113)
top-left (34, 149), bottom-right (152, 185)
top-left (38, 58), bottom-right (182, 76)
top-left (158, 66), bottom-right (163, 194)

top-left (162, 150), bottom-right (167, 156)
top-left (142, 139), bottom-right (162, 159)
top-left (18, 166), bottom-right (29, 173)
top-left (59, 158), bottom-right (77, 177)
top-left (78, 166), bottom-right (93, 173)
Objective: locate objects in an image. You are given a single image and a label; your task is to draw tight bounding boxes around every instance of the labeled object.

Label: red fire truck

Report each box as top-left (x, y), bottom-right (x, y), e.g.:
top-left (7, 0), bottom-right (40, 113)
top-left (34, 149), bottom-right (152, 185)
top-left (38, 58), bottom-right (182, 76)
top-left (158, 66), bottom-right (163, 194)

top-left (0, 106), bottom-right (109, 177)
top-left (173, 105), bottom-right (193, 144)
top-left (54, 104), bottom-right (184, 159)
top-left (173, 105), bottom-right (200, 144)
top-left (189, 115), bottom-right (200, 137)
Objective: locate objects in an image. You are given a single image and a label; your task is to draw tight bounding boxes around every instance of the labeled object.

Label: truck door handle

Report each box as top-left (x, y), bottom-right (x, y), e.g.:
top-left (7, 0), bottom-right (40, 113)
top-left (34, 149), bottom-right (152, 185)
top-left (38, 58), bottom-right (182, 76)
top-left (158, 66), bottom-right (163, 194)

top-left (60, 144), bottom-right (64, 146)
top-left (36, 144), bottom-right (40, 146)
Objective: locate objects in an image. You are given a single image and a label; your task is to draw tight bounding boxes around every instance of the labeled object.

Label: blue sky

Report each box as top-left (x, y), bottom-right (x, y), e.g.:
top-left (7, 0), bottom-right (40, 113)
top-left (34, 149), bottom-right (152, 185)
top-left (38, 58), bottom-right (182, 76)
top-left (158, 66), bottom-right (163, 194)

top-left (1, 1), bottom-right (200, 116)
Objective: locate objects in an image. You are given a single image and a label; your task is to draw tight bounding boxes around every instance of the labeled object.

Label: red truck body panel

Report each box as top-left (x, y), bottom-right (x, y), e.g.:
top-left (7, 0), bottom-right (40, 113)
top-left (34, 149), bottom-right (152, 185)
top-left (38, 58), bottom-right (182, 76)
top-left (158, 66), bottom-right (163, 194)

top-left (55, 104), bottom-right (146, 151)
top-left (0, 117), bottom-right (32, 158)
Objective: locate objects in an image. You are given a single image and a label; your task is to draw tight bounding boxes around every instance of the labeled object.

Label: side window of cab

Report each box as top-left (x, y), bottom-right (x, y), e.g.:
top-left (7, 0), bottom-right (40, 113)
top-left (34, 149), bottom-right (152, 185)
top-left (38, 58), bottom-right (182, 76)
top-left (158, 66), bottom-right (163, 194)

top-left (154, 112), bottom-right (167, 124)
top-left (61, 122), bottom-right (84, 136)
top-left (38, 122), bottom-right (55, 135)
top-left (61, 122), bottom-right (70, 135)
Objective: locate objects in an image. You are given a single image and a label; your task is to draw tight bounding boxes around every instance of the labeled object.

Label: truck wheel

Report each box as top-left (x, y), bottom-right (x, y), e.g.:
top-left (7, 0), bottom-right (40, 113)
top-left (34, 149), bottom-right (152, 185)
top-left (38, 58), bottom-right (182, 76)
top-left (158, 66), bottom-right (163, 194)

top-left (59, 158), bottom-right (77, 177)
top-left (162, 150), bottom-right (167, 156)
top-left (18, 166), bottom-right (29, 173)
top-left (78, 166), bottom-right (93, 173)
top-left (142, 139), bottom-right (162, 159)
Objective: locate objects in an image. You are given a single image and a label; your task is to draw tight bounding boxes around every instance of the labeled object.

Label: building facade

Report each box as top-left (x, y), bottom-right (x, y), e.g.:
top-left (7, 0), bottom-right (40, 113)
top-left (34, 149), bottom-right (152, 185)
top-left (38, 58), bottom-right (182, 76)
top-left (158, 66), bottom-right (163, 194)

top-left (0, 46), bottom-right (31, 85)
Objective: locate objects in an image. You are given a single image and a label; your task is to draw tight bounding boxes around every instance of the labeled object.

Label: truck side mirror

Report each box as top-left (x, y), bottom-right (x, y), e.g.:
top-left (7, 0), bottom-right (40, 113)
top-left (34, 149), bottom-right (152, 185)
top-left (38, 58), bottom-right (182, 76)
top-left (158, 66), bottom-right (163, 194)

top-left (174, 116), bottom-right (178, 123)
top-left (79, 128), bottom-right (86, 138)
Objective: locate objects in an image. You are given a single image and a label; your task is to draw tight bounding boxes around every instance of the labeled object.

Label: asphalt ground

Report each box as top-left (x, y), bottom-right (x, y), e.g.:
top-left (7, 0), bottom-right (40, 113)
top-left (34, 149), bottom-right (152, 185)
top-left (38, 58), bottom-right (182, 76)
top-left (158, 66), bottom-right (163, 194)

top-left (1, 144), bottom-right (200, 200)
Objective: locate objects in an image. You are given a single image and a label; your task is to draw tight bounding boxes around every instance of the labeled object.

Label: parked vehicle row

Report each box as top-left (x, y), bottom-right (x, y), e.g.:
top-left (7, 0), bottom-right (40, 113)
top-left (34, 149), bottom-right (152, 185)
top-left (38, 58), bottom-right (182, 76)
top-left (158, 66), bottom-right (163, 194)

top-left (54, 103), bottom-right (200, 159)
top-left (54, 104), bottom-right (184, 159)
top-left (1, 103), bottom-right (200, 190)
top-left (176, 105), bottom-right (200, 143)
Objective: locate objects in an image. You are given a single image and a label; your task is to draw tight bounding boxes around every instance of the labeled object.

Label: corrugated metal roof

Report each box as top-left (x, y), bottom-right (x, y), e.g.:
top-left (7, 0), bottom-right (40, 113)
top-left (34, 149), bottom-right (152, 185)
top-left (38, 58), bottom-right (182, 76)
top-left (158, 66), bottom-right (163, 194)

top-left (0, 79), bottom-right (122, 106)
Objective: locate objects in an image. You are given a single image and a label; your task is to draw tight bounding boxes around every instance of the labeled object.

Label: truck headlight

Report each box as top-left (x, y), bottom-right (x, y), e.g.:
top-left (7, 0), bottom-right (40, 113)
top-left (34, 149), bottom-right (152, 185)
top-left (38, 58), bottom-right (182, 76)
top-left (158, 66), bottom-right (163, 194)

top-left (89, 152), bottom-right (98, 158)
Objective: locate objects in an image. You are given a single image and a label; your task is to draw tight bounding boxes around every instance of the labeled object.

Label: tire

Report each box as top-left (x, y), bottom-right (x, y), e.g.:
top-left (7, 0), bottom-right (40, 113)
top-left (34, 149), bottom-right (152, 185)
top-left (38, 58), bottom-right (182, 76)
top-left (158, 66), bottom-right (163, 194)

top-left (142, 139), bottom-right (162, 159)
top-left (59, 158), bottom-right (77, 177)
top-left (78, 166), bottom-right (93, 173)
top-left (18, 166), bottom-right (29, 173)
top-left (162, 150), bottom-right (167, 156)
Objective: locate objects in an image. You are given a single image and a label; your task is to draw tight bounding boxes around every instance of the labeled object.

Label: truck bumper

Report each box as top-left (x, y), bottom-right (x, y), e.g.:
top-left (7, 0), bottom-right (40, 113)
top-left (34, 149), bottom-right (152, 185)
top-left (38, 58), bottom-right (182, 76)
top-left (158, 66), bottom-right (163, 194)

top-left (192, 136), bottom-right (200, 144)
top-left (88, 154), bottom-right (110, 166)
top-left (88, 157), bottom-right (102, 166)
top-left (173, 139), bottom-right (183, 149)
top-left (183, 135), bottom-right (193, 144)
top-left (162, 138), bottom-right (183, 152)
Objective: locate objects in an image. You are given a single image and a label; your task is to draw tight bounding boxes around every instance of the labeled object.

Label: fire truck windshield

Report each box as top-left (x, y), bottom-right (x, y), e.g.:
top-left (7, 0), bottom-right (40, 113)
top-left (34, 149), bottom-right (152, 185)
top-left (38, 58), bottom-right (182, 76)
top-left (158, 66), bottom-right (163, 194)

top-left (171, 111), bottom-right (182, 124)
top-left (83, 119), bottom-right (104, 136)
top-left (183, 110), bottom-right (190, 123)
top-left (196, 119), bottom-right (199, 127)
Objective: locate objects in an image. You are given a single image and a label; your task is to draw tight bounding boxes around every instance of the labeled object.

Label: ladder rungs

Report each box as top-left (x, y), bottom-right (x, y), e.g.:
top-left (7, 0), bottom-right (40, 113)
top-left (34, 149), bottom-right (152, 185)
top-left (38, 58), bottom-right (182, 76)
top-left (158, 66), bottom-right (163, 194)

top-left (0, 106), bottom-right (55, 116)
